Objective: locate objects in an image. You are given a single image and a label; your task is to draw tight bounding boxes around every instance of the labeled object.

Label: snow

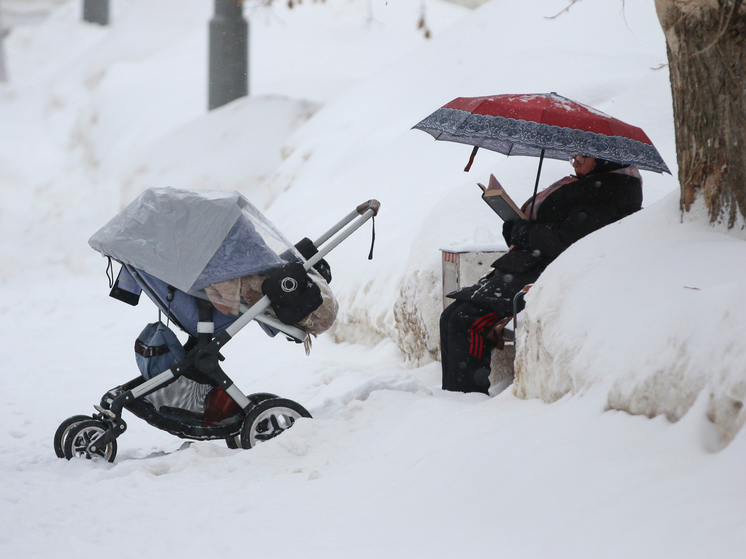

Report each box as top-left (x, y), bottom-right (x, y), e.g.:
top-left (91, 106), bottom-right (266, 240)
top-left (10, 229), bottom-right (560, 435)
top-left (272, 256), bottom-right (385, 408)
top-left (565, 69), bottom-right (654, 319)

top-left (1, 0), bottom-right (745, 557)
top-left (516, 190), bottom-right (746, 451)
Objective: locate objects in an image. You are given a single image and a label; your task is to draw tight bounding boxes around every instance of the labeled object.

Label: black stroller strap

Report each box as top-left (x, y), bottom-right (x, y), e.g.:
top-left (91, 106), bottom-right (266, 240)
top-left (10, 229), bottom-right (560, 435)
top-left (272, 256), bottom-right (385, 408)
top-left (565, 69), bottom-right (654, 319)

top-left (106, 257), bottom-right (115, 288)
top-left (165, 286), bottom-right (176, 328)
top-left (368, 216), bottom-right (376, 260)
top-left (134, 338), bottom-right (171, 358)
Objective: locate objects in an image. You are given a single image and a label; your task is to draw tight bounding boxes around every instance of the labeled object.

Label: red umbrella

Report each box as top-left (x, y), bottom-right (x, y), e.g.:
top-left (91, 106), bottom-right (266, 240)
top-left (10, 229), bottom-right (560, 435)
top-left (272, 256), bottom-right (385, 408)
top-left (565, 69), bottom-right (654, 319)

top-left (414, 92), bottom-right (670, 174)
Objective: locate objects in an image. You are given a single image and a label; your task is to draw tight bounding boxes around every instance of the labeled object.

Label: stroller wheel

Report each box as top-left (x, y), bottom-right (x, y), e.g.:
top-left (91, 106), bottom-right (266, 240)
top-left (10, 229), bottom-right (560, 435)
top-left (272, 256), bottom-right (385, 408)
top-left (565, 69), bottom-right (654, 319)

top-left (240, 398), bottom-right (311, 449)
top-left (248, 392), bottom-right (279, 405)
top-left (226, 394), bottom-right (279, 449)
top-left (63, 420), bottom-right (118, 462)
top-left (54, 415), bottom-right (92, 458)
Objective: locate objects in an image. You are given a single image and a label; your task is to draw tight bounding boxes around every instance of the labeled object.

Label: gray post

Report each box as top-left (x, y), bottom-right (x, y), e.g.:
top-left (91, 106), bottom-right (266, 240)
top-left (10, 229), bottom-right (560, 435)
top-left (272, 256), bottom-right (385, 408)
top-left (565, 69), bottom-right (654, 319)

top-left (208, 0), bottom-right (248, 110)
top-left (0, 0), bottom-right (7, 83)
top-left (83, 0), bottom-right (109, 26)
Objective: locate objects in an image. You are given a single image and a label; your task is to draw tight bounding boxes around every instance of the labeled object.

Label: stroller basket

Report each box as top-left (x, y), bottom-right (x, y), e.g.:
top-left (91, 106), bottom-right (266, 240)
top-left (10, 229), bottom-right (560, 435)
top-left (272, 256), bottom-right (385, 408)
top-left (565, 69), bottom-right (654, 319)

top-left (54, 188), bottom-right (380, 461)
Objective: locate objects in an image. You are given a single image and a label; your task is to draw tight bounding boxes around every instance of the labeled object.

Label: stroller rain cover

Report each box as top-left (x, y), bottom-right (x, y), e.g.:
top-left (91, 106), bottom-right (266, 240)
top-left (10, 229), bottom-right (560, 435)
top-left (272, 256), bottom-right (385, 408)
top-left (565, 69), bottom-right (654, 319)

top-left (89, 187), bottom-right (302, 295)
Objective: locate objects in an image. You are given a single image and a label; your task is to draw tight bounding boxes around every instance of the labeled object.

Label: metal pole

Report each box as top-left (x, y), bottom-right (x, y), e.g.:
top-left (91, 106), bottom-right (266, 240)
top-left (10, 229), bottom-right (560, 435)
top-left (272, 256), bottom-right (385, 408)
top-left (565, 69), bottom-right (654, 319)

top-left (83, 0), bottom-right (109, 26)
top-left (0, 0), bottom-right (7, 83)
top-left (208, 0), bottom-right (248, 110)
top-left (313, 209), bottom-right (359, 247)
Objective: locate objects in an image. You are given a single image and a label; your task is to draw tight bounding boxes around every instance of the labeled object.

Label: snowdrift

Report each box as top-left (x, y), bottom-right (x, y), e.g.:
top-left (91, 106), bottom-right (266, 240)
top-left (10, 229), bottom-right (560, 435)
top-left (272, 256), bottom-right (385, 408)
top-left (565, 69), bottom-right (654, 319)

top-left (515, 192), bottom-right (746, 448)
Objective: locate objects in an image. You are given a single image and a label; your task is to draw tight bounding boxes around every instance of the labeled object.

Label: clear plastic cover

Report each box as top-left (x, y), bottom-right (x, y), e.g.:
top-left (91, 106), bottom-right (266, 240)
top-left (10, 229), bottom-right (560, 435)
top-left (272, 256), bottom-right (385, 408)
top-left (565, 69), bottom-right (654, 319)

top-left (89, 187), bottom-right (303, 294)
top-left (93, 188), bottom-right (337, 338)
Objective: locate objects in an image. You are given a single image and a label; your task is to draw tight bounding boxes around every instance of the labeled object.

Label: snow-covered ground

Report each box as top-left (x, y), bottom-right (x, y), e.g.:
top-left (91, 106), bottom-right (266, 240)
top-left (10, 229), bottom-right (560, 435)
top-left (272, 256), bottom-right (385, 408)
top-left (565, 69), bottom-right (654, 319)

top-left (1, 0), bottom-right (745, 557)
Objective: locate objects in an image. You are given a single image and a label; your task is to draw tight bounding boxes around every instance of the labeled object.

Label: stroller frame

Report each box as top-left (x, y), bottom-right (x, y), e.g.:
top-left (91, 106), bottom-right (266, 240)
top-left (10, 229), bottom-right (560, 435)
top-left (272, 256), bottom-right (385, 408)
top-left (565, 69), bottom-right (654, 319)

top-left (56, 200), bottom-right (380, 461)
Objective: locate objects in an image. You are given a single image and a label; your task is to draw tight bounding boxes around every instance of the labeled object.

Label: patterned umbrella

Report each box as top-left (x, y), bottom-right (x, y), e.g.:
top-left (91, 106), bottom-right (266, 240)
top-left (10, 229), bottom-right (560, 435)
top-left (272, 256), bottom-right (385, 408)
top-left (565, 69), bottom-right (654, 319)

top-left (413, 92), bottom-right (670, 174)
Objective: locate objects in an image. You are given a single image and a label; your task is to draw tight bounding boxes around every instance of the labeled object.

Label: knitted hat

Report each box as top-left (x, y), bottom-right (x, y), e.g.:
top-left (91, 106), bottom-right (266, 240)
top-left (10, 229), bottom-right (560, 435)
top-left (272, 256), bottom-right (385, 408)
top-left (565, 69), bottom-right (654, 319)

top-left (588, 157), bottom-right (625, 175)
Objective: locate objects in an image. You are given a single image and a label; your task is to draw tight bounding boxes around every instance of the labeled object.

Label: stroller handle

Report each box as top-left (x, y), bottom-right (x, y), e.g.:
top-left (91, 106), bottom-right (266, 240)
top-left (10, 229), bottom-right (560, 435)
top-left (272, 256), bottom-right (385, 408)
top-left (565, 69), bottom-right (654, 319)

top-left (312, 199), bottom-right (379, 248)
top-left (305, 199), bottom-right (379, 271)
top-left (224, 200), bottom-right (380, 339)
top-left (356, 199), bottom-right (380, 217)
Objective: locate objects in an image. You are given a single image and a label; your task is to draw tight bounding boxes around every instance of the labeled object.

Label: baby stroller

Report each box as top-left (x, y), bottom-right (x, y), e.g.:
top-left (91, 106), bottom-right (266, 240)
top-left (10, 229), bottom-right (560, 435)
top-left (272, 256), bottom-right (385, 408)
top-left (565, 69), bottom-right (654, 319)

top-left (54, 187), bottom-right (379, 462)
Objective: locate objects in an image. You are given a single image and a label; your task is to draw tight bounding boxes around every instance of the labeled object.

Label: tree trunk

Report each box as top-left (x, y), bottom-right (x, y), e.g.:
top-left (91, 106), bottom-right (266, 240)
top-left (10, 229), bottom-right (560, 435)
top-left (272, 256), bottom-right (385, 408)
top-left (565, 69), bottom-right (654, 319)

top-left (655, 0), bottom-right (746, 227)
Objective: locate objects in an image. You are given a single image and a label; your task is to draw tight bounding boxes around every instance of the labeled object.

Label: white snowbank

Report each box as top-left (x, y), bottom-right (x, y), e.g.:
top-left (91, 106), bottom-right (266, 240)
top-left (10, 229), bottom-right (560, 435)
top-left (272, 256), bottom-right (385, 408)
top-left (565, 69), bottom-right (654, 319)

top-left (116, 94), bottom-right (321, 208)
top-left (515, 190), bottom-right (746, 448)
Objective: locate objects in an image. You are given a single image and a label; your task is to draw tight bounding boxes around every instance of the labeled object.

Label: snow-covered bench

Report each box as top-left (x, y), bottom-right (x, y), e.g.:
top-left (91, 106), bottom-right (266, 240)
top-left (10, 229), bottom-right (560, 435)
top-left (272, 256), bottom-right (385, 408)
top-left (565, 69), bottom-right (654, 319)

top-left (440, 246), bottom-right (505, 309)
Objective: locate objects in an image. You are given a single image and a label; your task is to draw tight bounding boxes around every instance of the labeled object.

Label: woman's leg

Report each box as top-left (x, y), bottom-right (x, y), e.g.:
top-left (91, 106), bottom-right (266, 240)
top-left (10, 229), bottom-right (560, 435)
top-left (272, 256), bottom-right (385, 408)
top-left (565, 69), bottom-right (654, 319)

top-left (440, 265), bottom-right (544, 394)
top-left (439, 301), bottom-right (460, 385)
top-left (440, 301), bottom-right (503, 394)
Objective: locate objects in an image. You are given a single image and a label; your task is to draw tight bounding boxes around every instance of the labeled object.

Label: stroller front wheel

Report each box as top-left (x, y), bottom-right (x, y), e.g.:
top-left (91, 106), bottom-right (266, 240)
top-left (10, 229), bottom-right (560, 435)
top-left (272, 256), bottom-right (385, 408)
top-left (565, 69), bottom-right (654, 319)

top-left (240, 399), bottom-right (311, 449)
top-left (225, 392), bottom-right (280, 449)
top-left (63, 419), bottom-right (118, 462)
top-left (54, 415), bottom-right (93, 458)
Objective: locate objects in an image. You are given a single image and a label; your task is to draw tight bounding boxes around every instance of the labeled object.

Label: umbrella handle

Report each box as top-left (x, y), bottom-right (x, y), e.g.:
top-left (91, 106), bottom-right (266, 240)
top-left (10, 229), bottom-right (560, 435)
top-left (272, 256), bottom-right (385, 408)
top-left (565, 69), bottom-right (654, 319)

top-left (528, 149), bottom-right (545, 222)
top-left (464, 146), bottom-right (479, 172)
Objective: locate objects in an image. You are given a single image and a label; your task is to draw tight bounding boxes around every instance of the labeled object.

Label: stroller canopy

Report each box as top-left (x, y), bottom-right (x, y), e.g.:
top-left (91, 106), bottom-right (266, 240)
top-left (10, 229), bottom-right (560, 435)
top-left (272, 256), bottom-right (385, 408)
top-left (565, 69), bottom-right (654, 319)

top-left (89, 187), bottom-right (300, 293)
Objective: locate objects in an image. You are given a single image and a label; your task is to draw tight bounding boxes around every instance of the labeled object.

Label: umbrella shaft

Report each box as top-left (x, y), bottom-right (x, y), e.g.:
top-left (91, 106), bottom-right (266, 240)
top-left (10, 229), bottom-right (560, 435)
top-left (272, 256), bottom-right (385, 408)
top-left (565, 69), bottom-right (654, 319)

top-left (529, 149), bottom-right (545, 221)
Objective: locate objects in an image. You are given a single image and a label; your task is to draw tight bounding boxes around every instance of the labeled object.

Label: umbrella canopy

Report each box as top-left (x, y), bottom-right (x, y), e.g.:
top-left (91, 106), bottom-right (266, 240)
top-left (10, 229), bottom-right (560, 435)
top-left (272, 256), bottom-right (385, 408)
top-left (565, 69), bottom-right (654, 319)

top-left (89, 187), bottom-right (298, 293)
top-left (413, 92), bottom-right (670, 174)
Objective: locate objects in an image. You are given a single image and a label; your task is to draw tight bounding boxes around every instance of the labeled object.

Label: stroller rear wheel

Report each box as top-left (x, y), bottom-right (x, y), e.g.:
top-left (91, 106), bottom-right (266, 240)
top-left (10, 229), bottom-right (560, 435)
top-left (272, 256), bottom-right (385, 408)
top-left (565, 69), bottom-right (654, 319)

top-left (240, 398), bottom-right (311, 449)
top-left (54, 415), bottom-right (92, 458)
top-left (249, 392), bottom-right (280, 405)
top-left (63, 419), bottom-right (118, 462)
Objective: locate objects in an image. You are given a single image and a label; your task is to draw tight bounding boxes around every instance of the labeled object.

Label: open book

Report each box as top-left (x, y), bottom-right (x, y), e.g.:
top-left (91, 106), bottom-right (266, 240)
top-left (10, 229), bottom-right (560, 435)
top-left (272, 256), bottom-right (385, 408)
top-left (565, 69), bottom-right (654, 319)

top-left (477, 174), bottom-right (527, 223)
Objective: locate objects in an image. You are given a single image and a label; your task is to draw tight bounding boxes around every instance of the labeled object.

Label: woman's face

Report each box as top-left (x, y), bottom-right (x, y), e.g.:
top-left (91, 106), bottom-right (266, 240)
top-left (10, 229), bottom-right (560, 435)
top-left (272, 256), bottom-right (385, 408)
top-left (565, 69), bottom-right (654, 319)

top-left (571, 154), bottom-right (596, 176)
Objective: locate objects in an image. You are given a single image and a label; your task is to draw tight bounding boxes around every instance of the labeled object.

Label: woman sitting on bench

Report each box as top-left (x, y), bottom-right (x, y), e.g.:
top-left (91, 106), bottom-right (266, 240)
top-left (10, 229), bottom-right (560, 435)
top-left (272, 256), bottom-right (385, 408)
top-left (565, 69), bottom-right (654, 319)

top-left (440, 155), bottom-right (643, 394)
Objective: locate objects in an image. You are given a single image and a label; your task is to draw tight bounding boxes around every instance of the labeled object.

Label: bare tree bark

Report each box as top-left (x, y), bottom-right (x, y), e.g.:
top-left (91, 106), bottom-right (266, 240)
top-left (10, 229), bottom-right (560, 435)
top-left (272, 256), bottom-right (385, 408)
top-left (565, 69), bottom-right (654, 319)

top-left (655, 0), bottom-right (746, 227)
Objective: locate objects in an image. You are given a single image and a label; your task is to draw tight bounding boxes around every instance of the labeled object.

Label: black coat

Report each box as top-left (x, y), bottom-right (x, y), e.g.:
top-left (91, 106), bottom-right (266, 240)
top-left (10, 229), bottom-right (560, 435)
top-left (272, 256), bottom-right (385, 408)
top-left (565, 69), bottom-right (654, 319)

top-left (449, 168), bottom-right (642, 312)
